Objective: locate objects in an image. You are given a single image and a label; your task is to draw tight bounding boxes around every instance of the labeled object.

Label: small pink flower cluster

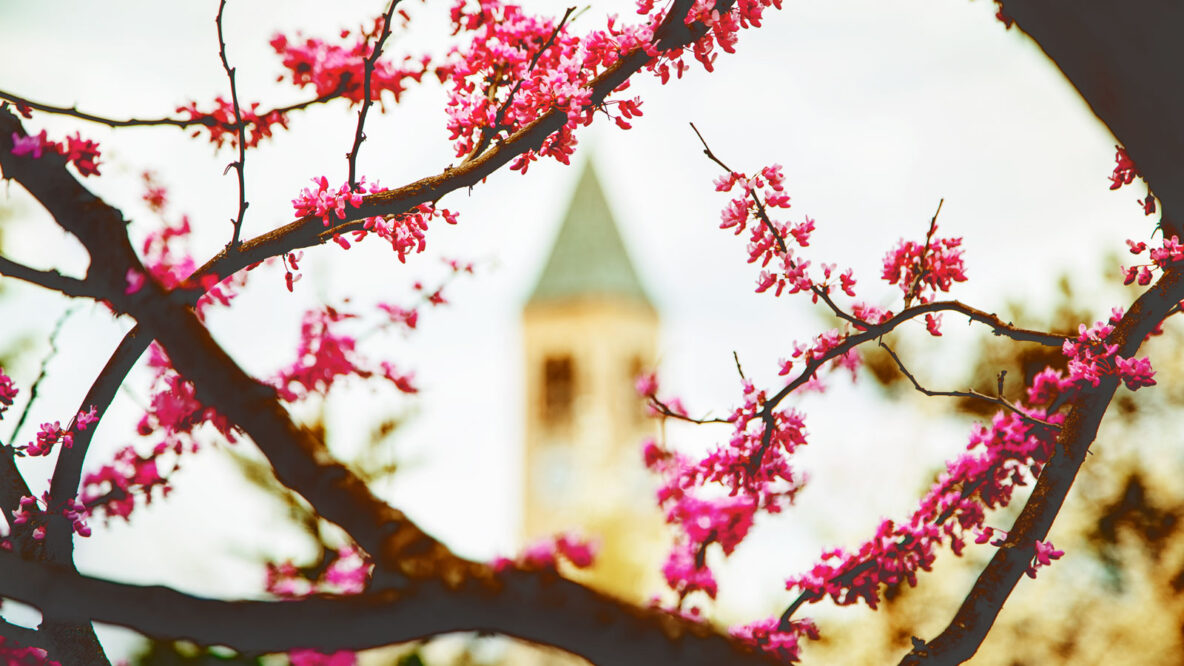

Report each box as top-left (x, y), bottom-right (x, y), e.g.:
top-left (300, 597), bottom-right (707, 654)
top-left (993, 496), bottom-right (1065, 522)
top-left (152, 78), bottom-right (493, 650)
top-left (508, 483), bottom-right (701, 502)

top-left (780, 327), bottom-right (860, 388)
top-left (0, 369), bottom-right (16, 414)
top-left (1028, 538), bottom-right (1065, 578)
top-left (133, 209), bottom-right (243, 317)
top-left (881, 229), bottom-right (966, 299)
top-left (266, 546), bottom-right (373, 598)
top-left (18, 408), bottom-right (94, 458)
top-left (441, 0), bottom-right (781, 172)
top-left (293, 176), bottom-right (366, 227)
top-left (1122, 236), bottom-right (1184, 286)
top-left (352, 202), bottom-right (459, 263)
top-left (10, 129), bottom-right (102, 176)
top-left (270, 17), bottom-right (430, 104)
top-left (81, 443), bottom-right (171, 521)
top-left (491, 532), bottom-right (597, 571)
top-left (12, 493), bottom-right (91, 541)
top-left (266, 546), bottom-right (371, 666)
top-left (291, 176), bottom-right (457, 260)
top-left (1062, 311), bottom-right (1156, 390)
top-left (442, 0), bottom-right (600, 169)
top-left (641, 0), bottom-right (784, 76)
top-left (729, 617), bottom-right (819, 663)
top-left (0, 636), bottom-right (61, 666)
top-left (714, 165), bottom-right (859, 306)
top-left (175, 97), bottom-right (289, 149)
top-left (272, 306), bottom-right (419, 403)
top-left (1109, 145), bottom-right (1139, 190)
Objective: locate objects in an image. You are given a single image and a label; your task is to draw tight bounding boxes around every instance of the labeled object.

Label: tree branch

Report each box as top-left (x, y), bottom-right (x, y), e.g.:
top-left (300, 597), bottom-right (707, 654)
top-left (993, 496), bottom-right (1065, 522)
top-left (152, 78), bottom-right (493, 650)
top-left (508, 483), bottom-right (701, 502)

top-left (901, 264), bottom-right (1184, 664)
top-left (0, 552), bottom-right (780, 665)
top-left (0, 256), bottom-right (100, 300)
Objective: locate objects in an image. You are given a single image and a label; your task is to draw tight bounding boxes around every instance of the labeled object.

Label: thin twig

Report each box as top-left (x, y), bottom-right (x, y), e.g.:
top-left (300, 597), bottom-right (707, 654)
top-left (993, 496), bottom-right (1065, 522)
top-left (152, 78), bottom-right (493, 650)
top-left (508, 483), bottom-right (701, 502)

top-left (0, 86), bottom-right (345, 132)
top-left (216, 0), bottom-right (250, 249)
top-left (903, 200), bottom-right (943, 309)
top-left (4, 307), bottom-right (73, 448)
top-left (648, 396), bottom-right (732, 425)
top-left (348, 0), bottom-right (403, 189)
top-left (745, 301), bottom-right (1066, 477)
top-left (878, 341), bottom-right (1061, 431)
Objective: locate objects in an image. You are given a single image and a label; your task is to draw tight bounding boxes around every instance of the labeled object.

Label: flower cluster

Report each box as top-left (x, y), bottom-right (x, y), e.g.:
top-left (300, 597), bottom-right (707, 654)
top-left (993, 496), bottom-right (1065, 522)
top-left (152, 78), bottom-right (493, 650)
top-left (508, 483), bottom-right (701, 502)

top-left (81, 443), bottom-right (173, 521)
top-left (17, 407), bottom-right (97, 457)
top-left (266, 545), bottom-right (372, 598)
top-left (881, 232), bottom-right (966, 301)
top-left (0, 636), bottom-right (61, 666)
top-left (787, 400), bottom-right (1063, 609)
top-left (1122, 235), bottom-right (1184, 287)
top-left (643, 382), bottom-right (808, 601)
top-left (133, 199), bottom-right (244, 317)
top-left (0, 369), bottom-right (18, 417)
top-left (272, 306), bottom-right (419, 403)
top-left (266, 546), bottom-right (372, 666)
top-left (441, 0), bottom-right (780, 172)
top-left (1062, 311), bottom-right (1156, 391)
top-left (1109, 145), bottom-right (1139, 190)
top-left (12, 493), bottom-right (91, 541)
top-left (714, 164), bottom-right (861, 310)
top-left (293, 176), bottom-right (365, 227)
top-left (730, 617), bottom-right (819, 664)
top-left (491, 532), bottom-right (597, 571)
top-left (9, 129), bottom-right (102, 176)
top-left (270, 16), bottom-right (430, 104)
top-left (175, 97), bottom-right (290, 149)
top-left (291, 176), bottom-right (457, 260)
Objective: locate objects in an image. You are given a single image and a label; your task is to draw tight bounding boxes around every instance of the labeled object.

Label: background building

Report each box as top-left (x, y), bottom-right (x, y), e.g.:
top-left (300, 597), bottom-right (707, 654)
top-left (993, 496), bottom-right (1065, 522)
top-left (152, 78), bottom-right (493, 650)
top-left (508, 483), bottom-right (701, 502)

top-left (521, 161), bottom-right (668, 604)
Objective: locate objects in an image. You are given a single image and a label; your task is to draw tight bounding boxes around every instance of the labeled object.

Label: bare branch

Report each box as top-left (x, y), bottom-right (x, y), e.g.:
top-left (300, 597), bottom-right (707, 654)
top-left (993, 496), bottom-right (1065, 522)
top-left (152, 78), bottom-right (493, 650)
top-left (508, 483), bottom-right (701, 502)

top-left (216, 0), bottom-right (250, 249)
top-left (347, 0), bottom-right (403, 188)
top-left (878, 341), bottom-right (1061, 432)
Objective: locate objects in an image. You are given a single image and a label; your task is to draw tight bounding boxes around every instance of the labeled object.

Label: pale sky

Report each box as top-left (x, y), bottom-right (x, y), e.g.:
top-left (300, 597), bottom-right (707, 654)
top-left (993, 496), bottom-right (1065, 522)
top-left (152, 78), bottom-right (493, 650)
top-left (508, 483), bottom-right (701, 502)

top-left (0, 0), bottom-right (1151, 658)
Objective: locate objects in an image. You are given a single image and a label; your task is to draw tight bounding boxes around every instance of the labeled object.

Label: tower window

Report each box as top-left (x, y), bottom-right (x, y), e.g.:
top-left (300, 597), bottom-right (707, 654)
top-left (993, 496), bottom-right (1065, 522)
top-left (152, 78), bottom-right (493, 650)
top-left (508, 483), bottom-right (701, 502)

top-left (543, 356), bottom-right (575, 425)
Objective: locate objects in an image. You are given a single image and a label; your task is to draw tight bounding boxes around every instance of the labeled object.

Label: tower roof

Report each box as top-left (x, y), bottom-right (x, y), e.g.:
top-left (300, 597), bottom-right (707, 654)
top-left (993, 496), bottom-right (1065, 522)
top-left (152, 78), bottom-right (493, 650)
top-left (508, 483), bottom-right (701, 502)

top-left (528, 162), bottom-right (653, 308)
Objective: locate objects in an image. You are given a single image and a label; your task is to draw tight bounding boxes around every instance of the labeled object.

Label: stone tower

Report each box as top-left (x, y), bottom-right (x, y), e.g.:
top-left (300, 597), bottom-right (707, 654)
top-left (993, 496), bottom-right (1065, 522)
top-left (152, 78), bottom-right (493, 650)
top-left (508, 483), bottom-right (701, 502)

top-left (522, 161), bottom-right (665, 602)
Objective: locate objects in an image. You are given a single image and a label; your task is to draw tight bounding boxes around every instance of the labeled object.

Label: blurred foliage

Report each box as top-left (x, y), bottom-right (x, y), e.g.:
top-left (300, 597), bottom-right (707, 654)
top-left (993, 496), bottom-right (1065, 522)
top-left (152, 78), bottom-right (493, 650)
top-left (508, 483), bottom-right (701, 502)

top-left (130, 640), bottom-right (261, 665)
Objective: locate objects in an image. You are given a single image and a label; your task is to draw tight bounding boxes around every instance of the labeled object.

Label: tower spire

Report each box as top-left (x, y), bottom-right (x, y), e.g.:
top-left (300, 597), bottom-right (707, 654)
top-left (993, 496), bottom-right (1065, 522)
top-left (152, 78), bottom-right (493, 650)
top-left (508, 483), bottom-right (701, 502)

top-left (528, 162), bottom-right (653, 309)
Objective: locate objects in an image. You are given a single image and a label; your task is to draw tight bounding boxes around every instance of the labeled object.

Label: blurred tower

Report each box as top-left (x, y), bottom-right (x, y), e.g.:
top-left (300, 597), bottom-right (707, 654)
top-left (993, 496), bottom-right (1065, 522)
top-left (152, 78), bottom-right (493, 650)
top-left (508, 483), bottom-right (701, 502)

top-left (522, 161), bottom-right (666, 603)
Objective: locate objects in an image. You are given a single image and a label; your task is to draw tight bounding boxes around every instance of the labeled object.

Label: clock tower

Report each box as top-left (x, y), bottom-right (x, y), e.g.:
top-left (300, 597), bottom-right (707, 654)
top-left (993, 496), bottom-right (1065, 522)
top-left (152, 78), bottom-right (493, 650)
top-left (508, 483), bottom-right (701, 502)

top-left (522, 161), bottom-right (665, 602)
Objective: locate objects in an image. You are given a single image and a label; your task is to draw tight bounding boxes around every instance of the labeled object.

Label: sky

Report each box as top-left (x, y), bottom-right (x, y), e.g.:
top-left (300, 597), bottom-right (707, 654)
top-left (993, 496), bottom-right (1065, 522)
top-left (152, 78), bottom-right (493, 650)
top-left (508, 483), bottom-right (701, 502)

top-left (0, 0), bottom-right (1154, 658)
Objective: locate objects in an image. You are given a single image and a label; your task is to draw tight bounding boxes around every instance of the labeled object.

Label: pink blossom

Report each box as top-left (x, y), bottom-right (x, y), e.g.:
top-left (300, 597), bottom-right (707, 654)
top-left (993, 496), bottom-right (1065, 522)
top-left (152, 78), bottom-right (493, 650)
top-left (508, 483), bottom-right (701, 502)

top-left (1109, 145), bottom-right (1139, 190)
top-left (11, 130), bottom-right (50, 158)
top-left (0, 369), bottom-right (16, 415)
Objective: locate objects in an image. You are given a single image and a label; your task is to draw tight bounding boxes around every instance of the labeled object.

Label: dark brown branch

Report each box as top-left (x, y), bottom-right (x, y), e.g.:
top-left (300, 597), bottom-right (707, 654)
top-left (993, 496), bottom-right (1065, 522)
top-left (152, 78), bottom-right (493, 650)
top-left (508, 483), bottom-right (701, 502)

top-left (0, 256), bottom-right (100, 300)
top-left (347, 0), bottom-right (403, 188)
top-left (0, 552), bottom-right (780, 665)
top-left (216, 0), bottom-right (250, 248)
top-left (879, 341), bottom-right (1061, 431)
